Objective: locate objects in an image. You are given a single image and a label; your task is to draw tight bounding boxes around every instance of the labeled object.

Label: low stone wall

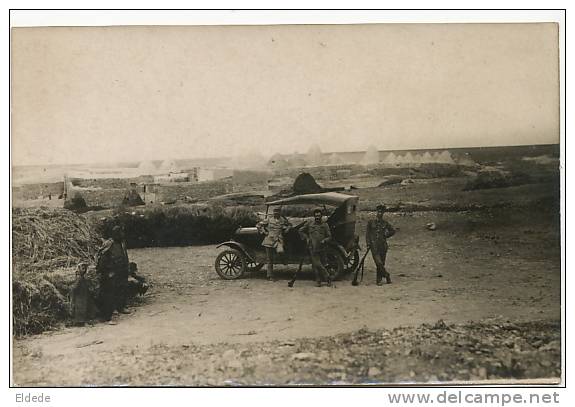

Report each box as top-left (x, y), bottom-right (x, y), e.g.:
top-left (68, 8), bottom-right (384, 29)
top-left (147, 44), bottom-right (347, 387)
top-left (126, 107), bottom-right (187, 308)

top-left (154, 180), bottom-right (234, 202)
top-left (70, 176), bottom-right (154, 189)
top-left (13, 182), bottom-right (65, 200)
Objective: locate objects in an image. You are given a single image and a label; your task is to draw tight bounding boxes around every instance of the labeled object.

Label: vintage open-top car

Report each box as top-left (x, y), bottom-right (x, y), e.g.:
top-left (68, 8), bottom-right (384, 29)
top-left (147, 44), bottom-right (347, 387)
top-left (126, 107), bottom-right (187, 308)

top-left (214, 192), bottom-right (360, 280)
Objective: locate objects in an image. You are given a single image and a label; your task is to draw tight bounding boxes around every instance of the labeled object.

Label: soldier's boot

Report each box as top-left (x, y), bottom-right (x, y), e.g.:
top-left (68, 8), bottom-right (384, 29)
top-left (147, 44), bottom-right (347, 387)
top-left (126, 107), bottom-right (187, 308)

top-left (325, 269), bottom-right (332, 287)
top-left (266, 263), bottom-right (274, 281)
top-left (384, 268), bottom-right (392, 284)
top-left (376, 267), bottom-right (384, 286)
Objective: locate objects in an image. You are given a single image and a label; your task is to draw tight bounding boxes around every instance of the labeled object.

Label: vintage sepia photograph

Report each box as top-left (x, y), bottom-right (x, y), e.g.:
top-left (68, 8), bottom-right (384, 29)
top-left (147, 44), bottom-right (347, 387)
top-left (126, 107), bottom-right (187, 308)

top-left (10, 12), bottom-right (563, 387)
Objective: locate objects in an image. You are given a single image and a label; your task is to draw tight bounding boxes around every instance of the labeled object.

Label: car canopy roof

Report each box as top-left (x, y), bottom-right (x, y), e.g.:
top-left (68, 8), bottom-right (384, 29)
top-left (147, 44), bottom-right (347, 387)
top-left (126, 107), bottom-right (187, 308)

top-left (266, 192), bottom-right (358, 207)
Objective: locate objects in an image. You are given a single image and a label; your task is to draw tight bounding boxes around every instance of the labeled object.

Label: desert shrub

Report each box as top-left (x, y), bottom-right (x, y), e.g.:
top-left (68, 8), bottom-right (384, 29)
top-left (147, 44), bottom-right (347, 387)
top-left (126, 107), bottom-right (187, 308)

top-left (64, 192), bottom-right (88, 212)
top-left (94, 205), bottom-right (259, 248)
top-left (412, 163), bottom-right (464, 178)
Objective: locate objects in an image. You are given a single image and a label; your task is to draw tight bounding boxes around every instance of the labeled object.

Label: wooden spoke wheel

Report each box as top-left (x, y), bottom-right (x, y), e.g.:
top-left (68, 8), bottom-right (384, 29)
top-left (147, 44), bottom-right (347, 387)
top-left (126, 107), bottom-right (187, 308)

top-left (215, 249), bottom-right (247, 280)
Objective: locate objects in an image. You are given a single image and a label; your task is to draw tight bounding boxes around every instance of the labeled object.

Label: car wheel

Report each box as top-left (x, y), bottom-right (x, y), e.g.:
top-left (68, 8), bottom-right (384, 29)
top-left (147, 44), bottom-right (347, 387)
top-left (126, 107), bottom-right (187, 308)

top-left (323, 248), bottom-right (345, 280)
top-left (215, 249), bottom-right (247, 280)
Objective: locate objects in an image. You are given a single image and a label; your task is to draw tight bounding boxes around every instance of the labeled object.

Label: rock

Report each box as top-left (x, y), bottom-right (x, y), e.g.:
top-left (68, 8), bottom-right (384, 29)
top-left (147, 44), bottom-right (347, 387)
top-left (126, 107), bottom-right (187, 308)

top-left (540, 340), bottom-right (560, 351)
top-left (291, 352), bottom-right (316, 361)
top-left (426, 222), bottom-right (437, 231)
top-left (432, 319), bottom-right (448, 330)
top-left (477, 367), bottom-right (488, 379)
top-left (378, 176), bottom-right (403, 187)
top-left (368, 367), bottom-right (381, 377)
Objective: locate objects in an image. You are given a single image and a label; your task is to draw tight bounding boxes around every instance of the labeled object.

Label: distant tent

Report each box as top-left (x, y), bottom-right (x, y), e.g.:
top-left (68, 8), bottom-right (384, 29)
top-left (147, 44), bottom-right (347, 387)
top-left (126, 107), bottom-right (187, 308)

top-left (404, 152), bottom-right (414, 163)
top-left (422, 152), bottom-right (433, 163)
top-left (411, 153), bottom-right (423, 164)
top-left (362, 145), bottom-right (380, 165)
top-left (159, 159), bottom-right (179, 173)
top-left (437, 150), bottom-right (455, 164)
top-left (383, 152), bottom-right (398, 165)
top-left (306, 145), bottom-right (324, 166)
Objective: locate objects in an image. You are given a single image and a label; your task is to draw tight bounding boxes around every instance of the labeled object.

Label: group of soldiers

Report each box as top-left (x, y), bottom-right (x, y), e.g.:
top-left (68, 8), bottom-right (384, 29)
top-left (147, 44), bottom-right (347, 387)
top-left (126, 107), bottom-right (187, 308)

top-left (70, 226), bottom-right (148, 325)
top-left (257, 204), bottom-right (395, 286)
top-left (70, 204), bottom-right (392, 325)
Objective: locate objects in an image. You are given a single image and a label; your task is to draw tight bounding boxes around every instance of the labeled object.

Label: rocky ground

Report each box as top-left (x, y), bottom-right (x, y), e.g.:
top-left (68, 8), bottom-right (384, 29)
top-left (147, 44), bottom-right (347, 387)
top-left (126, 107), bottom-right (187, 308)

top-left (14, 320), bottom-right (560, 386)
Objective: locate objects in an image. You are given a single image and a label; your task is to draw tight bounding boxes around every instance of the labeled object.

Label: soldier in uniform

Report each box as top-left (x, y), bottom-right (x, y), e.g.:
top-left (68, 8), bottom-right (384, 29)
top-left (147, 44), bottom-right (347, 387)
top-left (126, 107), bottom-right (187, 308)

top-left (126, 262), bottom-right (149, 298)
top-left (366, 204), bottom-right (396, 285)
top-left (299, 208), bottom-right (332, 287)
top-left (257, 207), bottom-right (292, 281)
top-left (70, 263), bottom-right (92, 326)
top-left (96, 225), bottom-right (130, 320)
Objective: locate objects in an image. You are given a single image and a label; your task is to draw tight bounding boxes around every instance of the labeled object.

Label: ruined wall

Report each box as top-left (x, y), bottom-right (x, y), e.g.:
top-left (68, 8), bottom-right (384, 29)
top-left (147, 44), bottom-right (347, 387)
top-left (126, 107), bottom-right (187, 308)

top-left (68, 188), bottom-right (126, 209)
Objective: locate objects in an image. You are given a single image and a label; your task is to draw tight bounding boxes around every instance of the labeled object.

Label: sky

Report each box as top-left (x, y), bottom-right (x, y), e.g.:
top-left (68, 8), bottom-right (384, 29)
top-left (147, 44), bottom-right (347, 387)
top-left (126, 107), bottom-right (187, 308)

top-left (11, 23), bottom-right (559, 166)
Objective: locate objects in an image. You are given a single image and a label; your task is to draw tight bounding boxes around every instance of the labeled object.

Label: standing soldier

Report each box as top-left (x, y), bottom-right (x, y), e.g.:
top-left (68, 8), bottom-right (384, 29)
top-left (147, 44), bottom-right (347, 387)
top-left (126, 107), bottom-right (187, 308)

top-left (257, 207), bottom-right (292, 281)
top-left (366, 204), bottom-right (396, 286)
top-left (70, 263), bottom-right (92, 326)
top-left (299, 208), bottom-right (332, 287)
top-left (96, 225), bottom-right (130, 320)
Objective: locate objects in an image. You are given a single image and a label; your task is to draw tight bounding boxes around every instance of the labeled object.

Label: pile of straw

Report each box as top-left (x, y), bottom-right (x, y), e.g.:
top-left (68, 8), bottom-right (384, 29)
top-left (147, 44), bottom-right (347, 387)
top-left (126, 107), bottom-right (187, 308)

top-left (13, 207), bottom-right (101, 273)
top-left (12, 208), bottom-right (102, 336)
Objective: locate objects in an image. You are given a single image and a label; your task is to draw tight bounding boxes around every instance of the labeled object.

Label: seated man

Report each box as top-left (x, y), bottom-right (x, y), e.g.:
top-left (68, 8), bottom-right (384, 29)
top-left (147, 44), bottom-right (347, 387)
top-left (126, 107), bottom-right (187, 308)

top-left (126, 262), bottom-right (149, 298)
top-left (256, 207), bottom-right (292, 281)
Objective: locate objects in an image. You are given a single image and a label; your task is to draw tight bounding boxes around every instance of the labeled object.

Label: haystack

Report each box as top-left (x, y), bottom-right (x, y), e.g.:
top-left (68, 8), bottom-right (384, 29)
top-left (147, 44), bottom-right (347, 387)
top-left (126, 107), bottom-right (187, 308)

top-left (293, 172), bottom-right (324, 195)
top-left (12, 208), bottom-right (102, 335)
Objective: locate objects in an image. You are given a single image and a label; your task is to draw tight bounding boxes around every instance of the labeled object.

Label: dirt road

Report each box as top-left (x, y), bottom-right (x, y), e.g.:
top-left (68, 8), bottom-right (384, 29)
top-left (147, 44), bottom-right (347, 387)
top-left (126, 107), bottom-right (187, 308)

top-left (12, 208), bottom-right (561, 386)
